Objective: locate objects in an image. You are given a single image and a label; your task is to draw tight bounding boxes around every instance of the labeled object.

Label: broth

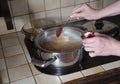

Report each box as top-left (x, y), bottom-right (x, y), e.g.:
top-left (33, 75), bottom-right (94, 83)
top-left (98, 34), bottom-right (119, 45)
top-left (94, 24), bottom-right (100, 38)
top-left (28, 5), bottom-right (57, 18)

top-left (39, 36), bottom-right (82, 52)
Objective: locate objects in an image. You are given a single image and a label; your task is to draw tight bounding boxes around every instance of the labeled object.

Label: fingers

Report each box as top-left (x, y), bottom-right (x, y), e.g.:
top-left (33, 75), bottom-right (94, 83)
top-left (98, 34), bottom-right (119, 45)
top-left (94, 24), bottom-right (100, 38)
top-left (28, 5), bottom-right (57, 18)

top-left (89, 52), bottom-right (96, 57)
top-left (84, 46), bottom-right (94, 51)
top-left (70, 4), bottom-right (87, 18)
top-left (82, 37), bottom-right (95, 44)
top-left (83, 46), bottom-right (97, 57)
top-left (70, 13), bottom-right (84, 19)
top-left (94, 32), bottom-right (101, 35)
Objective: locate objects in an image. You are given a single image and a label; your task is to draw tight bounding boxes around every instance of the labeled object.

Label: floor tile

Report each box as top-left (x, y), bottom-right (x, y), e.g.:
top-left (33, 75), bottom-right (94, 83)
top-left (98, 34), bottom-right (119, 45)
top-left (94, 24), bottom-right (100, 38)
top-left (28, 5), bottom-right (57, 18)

top-left (81, 66), bottom-right (104, 76)
top-left (60, 71), bottom-right (83, 83)
top-left (0, 70), bottom-right (9, 84)
top-left (8, 64), bottom-right (32, 82)
top-left (3, 45), bottom-right (24, 57)
top-left (1, 37), bottom-right (20, 48)
top-left (29, 63), bottom-right (41, 75)
top-left (11, 77), bottom-right (36, 84)
top-left (102, 60), bottom-right (120, 70)
top-left (35, 73), bottom-right (61, 84)
top-left (0, 59), bottom-right (6, 70)
top-left (6, 53), bottom-right (27, 69)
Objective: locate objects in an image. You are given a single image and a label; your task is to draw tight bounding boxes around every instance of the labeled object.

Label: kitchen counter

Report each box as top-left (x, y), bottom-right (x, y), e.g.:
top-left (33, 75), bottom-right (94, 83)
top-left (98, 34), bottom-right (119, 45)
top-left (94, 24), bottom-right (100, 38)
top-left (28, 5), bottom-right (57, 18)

top-left (65, 67), bottom-right (120, 84)
top-left (0, 15), bottom-right (120, 84)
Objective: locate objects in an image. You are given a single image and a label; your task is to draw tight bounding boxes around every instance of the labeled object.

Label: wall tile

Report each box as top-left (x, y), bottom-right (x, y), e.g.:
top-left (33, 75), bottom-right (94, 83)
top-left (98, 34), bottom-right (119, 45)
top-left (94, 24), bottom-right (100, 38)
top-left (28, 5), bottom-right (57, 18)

top-left (30, 11), bottom-right (46, 20)
top-left (46, 9), bottom-right (61, 25)
top-left (45, 0), bottom-right (60, 10)
top-left (28, 0), bottom-right (45, 13)
top-left (75, 0), bottom-right (89, 5)
top-left (8, 1), bottom-right (13, 16)
top-left (90, 0), bottom-right (103, 9)
top-left (14, 15), bottom-right (30, 32)
top-left (61, 6), bottom-right (74, 22)
top-left (0, 17), bottom-right (15, 35)
top-left (61, 0), bottom-right (75, 7)
top-left (103, 0), bottom-right (117, 7)
top-left (10, 0), bottom-right (29, 16)
top-left (30, 12), bottom-right (57, 28)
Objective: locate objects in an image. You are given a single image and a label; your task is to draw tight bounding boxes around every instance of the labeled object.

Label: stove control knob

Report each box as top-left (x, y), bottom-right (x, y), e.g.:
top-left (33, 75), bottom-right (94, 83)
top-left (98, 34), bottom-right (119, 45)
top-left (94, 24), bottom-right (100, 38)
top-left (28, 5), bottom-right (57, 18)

top-left (94, 19), bottom-right (104, 30)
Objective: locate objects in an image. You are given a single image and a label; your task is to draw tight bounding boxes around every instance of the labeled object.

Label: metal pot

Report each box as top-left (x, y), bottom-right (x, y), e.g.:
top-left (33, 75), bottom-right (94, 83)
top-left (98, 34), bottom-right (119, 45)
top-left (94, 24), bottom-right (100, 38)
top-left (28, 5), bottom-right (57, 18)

top-left (32, 26), bottom-right (86, 68)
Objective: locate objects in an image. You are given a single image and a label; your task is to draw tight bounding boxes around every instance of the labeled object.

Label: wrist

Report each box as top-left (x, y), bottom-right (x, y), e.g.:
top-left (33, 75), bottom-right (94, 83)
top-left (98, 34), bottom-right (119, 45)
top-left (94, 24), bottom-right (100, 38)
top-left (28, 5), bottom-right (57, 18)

top-left (112, 40), bottom-right (120, 56)
top-left (95, 9), bottom-right (104, 19)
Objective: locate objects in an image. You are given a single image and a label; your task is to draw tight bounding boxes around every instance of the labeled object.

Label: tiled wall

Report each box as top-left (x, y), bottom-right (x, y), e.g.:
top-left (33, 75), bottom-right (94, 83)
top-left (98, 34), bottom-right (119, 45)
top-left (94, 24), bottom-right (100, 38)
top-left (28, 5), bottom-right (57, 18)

top-left (0, 0), bottom-right (117, 35)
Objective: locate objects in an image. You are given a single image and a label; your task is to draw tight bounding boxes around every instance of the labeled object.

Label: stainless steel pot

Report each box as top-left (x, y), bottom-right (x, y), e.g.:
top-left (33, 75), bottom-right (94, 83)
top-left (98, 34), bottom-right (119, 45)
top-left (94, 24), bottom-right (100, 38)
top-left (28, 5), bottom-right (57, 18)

top-left (32, 26), bottom-right (86, 68)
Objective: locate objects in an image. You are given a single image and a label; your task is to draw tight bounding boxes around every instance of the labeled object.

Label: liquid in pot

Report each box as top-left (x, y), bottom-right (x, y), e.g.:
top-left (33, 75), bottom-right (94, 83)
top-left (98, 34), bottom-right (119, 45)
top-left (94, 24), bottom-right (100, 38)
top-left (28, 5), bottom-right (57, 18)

top-left (39, 35), bottom-right (82, 52)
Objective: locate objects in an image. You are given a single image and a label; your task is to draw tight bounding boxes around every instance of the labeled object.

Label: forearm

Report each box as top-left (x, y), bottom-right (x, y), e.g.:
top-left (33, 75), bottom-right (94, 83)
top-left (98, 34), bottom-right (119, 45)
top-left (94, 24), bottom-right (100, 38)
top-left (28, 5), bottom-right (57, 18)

top-left (112, 40), bottom-right (120, 57)
top-left (99, 0), bottom-right (120, 18)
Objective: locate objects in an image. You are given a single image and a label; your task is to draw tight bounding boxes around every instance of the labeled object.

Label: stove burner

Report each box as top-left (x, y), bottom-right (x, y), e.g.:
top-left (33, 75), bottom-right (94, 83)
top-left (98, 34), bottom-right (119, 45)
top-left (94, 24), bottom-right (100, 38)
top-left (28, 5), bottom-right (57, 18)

top-left (24, 18), bottom-right (120, 75)
top-left (24, 37), bottom-right (120, 75)
top-left (94, 19), bottom-right (104, 30)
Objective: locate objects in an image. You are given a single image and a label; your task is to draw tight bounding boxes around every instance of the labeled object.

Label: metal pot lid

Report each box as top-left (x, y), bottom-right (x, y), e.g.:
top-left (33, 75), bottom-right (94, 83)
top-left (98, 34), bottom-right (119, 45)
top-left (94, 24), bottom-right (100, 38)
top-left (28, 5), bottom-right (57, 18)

top-left (82, 20), bottom-right (120, 37)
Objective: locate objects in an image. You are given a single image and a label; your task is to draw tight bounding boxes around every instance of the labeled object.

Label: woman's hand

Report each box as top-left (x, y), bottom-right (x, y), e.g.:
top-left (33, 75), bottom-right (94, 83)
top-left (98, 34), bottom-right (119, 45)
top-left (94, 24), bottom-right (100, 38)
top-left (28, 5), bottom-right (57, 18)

top-left (70, 4), bottom-right (101, 20)
top-left (82, 32), bottom-right (120, 57)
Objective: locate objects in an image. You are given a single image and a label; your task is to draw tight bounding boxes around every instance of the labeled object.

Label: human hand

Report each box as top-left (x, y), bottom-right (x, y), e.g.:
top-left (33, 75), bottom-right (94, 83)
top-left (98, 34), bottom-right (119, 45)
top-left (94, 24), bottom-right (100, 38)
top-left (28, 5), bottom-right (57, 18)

top-left (70, 4), bottom-right (101, 20)
top-left (82, 32), bottom-right (120, 57)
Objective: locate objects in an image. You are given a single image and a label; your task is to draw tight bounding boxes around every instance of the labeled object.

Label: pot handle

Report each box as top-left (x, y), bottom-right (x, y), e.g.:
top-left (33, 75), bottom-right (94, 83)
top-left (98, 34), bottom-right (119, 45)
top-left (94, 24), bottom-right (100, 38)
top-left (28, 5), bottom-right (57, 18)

top-left (31, 56), bottom-right (57, 68)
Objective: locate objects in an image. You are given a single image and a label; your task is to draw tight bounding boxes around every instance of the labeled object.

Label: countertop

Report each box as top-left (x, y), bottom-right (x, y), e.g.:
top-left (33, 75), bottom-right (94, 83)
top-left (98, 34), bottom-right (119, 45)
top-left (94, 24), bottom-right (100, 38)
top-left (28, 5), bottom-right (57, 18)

top-left (0, 15), bottom-right (120, 84)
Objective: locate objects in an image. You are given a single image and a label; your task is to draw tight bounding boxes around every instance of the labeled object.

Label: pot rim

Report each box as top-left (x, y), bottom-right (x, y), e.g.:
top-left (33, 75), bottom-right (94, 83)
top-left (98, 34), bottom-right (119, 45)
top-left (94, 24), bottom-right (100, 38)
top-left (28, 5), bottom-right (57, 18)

top-left (34, 26), bottom-right (85, 53)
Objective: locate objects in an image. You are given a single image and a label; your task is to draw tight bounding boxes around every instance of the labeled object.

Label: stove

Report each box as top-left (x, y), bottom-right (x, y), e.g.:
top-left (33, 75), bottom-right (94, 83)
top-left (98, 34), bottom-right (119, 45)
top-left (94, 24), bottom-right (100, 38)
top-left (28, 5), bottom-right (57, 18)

top-left (24, 16), bottom-right (120, 76)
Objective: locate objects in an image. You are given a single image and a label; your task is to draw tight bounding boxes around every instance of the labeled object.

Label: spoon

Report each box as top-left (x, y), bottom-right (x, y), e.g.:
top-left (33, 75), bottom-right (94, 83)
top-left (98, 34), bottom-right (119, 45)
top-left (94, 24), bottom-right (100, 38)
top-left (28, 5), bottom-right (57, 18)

top-left (56, 18), bottom-right (71, 37)
top-left (56, 11), bottom-right (82, 37)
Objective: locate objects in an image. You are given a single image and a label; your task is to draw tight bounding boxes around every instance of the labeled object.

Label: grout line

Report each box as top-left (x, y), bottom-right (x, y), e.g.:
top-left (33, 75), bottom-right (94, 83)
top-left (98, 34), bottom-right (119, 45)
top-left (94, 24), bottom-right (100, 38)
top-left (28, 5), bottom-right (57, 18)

top-left (100, 65), bottom-right (106, 71)
top-left (60, 0), bottom-right (63, 24)
top-left (58, 76), bottom-right (64, 84)
top-left (9, 76), bottom-right (33, 83)
top-left (16, 32), bottom-right (37, 84)
top-left (0, 38), bottom-right (11, 83)
top-left (79, 70), bottom-right (85, 77)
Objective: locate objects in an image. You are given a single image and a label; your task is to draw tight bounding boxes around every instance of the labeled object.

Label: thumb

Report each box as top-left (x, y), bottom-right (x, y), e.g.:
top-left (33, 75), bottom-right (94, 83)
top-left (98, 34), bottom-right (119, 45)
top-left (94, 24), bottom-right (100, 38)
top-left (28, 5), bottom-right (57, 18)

top-left (89, 52), bottom-right (96, 57)
top-left (70, 13), bottom-right (84, 19)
